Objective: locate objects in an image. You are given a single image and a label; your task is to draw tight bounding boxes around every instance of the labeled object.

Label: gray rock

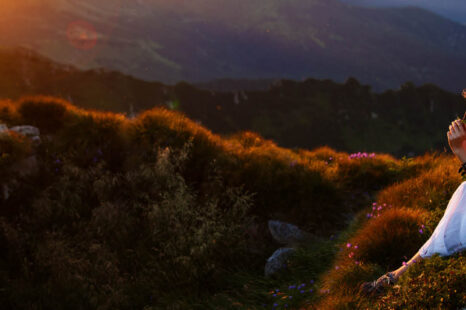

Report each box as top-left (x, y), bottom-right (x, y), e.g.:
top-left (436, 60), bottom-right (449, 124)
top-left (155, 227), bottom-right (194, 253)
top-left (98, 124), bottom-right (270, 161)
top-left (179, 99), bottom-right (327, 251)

top-left (0, 124), bottom-right (8, 134)
top-left (9, 125), bottom-right (40, 137)
top-left (264, 247), bottom-right (295, 277)
top-left (268, 220), bottom-right (312, 245)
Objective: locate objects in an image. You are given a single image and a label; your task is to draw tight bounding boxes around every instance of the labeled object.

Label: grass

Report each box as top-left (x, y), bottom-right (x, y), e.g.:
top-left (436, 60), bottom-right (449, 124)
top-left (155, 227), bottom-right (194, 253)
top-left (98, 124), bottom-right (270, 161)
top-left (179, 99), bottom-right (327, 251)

top-left (0, 96), bottom-right (464, 309)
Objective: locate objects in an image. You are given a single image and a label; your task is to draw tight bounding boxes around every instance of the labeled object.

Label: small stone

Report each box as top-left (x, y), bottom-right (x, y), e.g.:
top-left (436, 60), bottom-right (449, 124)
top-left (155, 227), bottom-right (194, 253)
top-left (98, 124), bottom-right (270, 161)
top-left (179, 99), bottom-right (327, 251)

top-left (9, 125), bottom-right (40, 137)
top-left (268, 220), bottom-right (313, 245)
top-left (264, 248), bottom-right (296, 277)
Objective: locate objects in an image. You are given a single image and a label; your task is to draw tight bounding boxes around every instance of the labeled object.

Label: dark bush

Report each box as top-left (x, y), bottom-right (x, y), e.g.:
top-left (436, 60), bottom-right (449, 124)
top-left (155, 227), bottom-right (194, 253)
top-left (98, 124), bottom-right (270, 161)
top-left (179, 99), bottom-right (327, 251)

top-left (0, 131), bottom-right (32, 181)
top-left (17, 96), bottom-right (68, 133)
top-left (1, 141), bottom-right (257, 309)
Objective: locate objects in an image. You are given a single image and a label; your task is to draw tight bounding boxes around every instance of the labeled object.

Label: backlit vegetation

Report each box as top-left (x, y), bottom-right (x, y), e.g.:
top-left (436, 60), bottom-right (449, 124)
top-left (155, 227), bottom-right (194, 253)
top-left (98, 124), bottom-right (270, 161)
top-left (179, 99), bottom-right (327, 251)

top-left (0, 96), bottom-right (464, 309)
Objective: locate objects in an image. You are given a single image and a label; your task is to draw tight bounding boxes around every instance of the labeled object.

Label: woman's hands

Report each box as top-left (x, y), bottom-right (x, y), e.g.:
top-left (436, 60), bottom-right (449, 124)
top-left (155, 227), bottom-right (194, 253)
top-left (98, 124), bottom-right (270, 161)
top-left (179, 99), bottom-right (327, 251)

top-left (447, 118), bottom-right (466, 163)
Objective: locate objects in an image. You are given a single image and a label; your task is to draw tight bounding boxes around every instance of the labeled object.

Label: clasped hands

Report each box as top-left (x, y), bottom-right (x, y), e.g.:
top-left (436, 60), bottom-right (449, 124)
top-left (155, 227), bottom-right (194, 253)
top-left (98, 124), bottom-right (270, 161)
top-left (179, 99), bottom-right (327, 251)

top-left (447, 116), bottom-right (466, 164)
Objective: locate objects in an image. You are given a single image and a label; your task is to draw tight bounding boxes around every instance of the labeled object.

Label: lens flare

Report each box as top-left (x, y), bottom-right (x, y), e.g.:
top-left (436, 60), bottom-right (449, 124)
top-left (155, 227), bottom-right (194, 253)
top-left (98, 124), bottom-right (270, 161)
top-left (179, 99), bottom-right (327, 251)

top-left (66, 20), bottom-right (98, 50)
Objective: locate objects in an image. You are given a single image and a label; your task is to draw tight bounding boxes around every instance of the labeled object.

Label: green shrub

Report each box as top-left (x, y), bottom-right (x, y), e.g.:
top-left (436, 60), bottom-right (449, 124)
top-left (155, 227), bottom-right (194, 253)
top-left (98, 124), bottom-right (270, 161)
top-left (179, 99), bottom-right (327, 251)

top-left (51, 112), bottom-right (130, 171)
top-left (1, 141), bottom-right (257, 309)
top-left (0, 131), bottom-right (32, 181)
top-left (223, 147), bottom-right (343, 234)
top-left (380, 252), bottom-right (466, 309)
top-left (17, 96), bottom-right (68, 133)
top-left (0, 100), bottom-right (21, 126)
top-left (128, 107), bottom-right (225, 188)
top-left (335, 155), bottom-right (400, 191)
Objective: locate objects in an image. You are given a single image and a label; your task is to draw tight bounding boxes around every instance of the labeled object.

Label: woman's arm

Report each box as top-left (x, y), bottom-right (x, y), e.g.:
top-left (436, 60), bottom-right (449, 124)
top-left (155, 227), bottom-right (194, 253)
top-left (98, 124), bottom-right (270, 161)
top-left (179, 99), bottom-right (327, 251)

top-left (447, 118), bottom-right (466, 163)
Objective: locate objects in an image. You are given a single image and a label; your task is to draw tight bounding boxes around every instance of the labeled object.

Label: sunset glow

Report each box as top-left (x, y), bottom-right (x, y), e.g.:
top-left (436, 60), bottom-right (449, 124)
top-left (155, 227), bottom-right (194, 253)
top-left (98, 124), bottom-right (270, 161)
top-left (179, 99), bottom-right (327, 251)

top-left (66, 20), bottom-right (98, 50)
top-left (1, 1), bottom-right (466, 309)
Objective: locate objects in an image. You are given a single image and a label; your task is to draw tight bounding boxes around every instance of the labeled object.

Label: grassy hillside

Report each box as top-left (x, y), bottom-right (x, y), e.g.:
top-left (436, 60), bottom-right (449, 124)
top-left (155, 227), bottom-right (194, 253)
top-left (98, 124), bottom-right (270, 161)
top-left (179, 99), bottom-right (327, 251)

top-left (0, 96), bottom-right (464, 309)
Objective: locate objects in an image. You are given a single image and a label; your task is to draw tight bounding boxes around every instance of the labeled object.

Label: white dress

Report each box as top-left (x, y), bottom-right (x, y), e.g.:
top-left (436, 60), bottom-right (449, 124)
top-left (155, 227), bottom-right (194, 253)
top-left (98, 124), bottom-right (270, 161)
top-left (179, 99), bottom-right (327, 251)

top-left (418, 181), bottom-right (466, 258)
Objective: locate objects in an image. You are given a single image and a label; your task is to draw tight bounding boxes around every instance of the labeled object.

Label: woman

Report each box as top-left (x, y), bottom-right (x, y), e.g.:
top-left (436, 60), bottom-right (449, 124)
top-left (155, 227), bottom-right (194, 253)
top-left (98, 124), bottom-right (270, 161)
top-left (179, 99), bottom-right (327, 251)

top-left (360, 117), bottom-right (466, 296)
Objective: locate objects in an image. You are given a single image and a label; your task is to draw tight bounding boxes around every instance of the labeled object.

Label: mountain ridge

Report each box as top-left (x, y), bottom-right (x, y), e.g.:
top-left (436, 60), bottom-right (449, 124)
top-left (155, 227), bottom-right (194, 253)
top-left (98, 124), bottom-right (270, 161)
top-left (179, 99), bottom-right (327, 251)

top-left (1, 0), bottom-right (466, 91)
top-left (1, 47), bottom-right (464, 159)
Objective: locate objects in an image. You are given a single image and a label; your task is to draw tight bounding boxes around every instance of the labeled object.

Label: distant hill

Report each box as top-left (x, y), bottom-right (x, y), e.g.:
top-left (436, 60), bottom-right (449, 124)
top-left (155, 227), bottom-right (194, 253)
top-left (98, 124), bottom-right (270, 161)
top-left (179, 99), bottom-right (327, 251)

top-left (1, 0), bottom-right (466, 91)
top-left (340, 0), bottom-right (466, 24)
top-left (1, 47), bottom-right (465, 158)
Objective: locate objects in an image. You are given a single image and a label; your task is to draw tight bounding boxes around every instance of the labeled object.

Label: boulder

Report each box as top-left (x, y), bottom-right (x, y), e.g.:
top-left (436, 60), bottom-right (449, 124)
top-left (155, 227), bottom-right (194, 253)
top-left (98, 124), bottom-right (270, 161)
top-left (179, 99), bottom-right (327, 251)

top-left (268, 220), bottom-right (313, 245)
top-left (1, 125), bottom-right (41, 146)
top-left (264, 247), bottom-right (295, 277)
top-left (9, 125), bottom-right (40, 137)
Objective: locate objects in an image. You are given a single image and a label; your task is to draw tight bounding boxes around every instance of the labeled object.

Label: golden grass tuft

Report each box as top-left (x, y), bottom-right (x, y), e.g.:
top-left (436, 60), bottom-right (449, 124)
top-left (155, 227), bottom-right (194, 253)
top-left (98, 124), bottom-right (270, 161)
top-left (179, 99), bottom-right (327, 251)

top-left (348, 207), bottom-right (428, 268)
top-left (376, 154), bottom-right (462, 211)
top-left (0, 99), bottom-right (21, 126)
top-left (311, 153), bottom-right (466, 309)
top-left (226, 130), bottom-right (277, 149)
top-left (313, 207), bottom-right (429, 309)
